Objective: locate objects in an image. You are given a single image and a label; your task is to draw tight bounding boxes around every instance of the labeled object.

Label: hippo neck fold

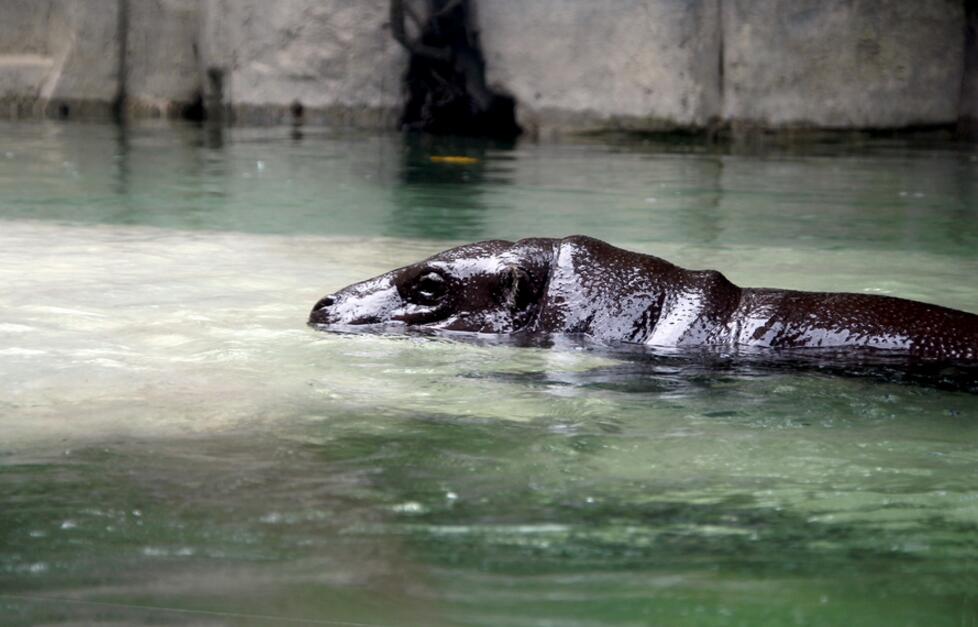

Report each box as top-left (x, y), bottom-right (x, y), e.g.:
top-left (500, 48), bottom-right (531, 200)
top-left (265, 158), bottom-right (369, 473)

top-left (535, 236), bottom-right (743, 347)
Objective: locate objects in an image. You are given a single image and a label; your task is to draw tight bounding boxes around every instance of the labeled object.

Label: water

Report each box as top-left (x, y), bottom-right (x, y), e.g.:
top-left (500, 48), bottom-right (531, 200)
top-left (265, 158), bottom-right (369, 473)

top-left (1, 121), bottom-right (977, 626)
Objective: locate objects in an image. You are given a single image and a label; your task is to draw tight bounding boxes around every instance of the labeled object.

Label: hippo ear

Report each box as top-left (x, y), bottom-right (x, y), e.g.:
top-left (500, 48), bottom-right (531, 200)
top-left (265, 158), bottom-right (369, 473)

top-left (501, 266), bottom-right (533, 311)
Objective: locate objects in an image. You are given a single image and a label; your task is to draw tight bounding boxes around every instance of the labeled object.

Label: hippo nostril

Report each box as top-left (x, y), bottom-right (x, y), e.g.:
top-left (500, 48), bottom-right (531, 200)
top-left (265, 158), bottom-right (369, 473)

top-left (314, 295), bottom-right (336, 311)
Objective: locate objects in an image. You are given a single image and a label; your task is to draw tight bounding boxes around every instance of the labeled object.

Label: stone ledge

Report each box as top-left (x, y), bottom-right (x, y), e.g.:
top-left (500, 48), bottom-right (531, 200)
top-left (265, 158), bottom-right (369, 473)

top-left (0, 97), bottom-right (114, 121)
top-left (230, 103), bottom-right (400, 128)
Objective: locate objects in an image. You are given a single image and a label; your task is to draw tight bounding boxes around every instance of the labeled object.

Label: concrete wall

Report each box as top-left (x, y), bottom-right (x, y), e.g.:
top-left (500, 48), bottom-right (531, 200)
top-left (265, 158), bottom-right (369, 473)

top-left (43, 0), bottom-right (121, 110)
top-left (0, 0), bottom-right (119, 118)
top-left (199, 0), bottom-right (404, 126)
top-left (0, 0), bottom-right (201, 119)
top-left (479, 0), bottom-right (722, 136)
top-left (0, 0), bottom-right (974, 135)
top-left (0, 1), bottom-right (54, 56)
top-left (126, 0), bottom-right (201, 116)
top-left (481, 0), bottom-right (968, 136)
top-left (722, 0), bottom-right (965, 129)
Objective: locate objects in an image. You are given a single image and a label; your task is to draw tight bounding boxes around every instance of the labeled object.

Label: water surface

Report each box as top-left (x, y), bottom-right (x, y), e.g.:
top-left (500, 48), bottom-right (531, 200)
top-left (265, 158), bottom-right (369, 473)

top-left (1, 122), bottom-right (977, 625)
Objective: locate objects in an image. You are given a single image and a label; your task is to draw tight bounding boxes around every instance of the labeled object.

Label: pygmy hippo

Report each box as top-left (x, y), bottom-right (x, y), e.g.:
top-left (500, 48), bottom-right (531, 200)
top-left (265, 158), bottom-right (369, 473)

top-left (309, 236), bottom-right (978, 363)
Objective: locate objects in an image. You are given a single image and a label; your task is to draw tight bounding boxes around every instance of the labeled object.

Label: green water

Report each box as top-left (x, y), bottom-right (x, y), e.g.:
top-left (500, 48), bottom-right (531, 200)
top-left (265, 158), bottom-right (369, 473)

top-left (1, 121), bottom-right (977, 626)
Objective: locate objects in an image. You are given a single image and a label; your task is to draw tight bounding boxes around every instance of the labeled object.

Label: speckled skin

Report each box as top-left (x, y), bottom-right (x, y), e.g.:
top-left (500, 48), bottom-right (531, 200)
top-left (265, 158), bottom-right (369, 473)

top-left (309, 236), bottom-right (978, 362)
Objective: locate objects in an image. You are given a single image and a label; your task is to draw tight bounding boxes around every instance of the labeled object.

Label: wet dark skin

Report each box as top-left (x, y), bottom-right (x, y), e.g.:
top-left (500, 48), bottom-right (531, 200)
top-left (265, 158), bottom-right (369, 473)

top-left (309, 236), bottom-right (978, 362)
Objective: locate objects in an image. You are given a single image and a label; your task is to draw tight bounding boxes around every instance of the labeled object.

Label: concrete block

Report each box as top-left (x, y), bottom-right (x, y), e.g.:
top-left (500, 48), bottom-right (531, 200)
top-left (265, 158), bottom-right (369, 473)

top-left (478, 0), bottom-right (722, 137)
top-left (200, 0), bottom-right (406, 125)
top-left (42, 0), bottom-right (121, 105)
top-left (0, 0), bottom-right (56, 55)
top-left (0, 55), bottom-right (55, 98)
top-left (126, 0), bottom-right (202, 114)
top-left (723, 0), bottom-right (966, 129)
top-left (0, 0), bottom-right (58, 115)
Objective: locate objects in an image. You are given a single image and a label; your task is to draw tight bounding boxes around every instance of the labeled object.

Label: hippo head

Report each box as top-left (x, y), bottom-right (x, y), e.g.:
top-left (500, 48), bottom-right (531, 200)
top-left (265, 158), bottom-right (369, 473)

top-left (309, 238), bottom-right (558, 334)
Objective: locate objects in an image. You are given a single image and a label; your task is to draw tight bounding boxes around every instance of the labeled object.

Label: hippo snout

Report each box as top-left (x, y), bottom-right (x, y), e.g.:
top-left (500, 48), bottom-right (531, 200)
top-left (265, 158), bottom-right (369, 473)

top-left (313, 295), bottom-right (335, 311)
top-left (308, 294), bottom-right (337, 325)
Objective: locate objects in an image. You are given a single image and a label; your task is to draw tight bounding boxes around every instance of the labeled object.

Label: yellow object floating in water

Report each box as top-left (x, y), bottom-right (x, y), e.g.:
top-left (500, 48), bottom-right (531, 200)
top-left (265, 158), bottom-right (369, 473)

top-left (430, 155), bottom-right (480, 165)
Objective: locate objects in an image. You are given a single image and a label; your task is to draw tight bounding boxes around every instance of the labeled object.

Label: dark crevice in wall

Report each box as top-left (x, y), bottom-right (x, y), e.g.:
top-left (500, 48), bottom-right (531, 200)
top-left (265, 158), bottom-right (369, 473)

top-left (112, 0), bottom-right (129, 122)
top-left (391, 0), bottom-right (521, 138)
top-left (181, 92), bottom-right (206, 121)
top-left (204, 67), bottom-right (228, 124)
top-left (182, 42), bottom-right (207, 122)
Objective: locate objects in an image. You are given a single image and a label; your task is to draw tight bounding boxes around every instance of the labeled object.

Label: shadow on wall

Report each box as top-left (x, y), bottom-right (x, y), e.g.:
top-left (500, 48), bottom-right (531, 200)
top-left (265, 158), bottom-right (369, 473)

top-left (391, 0), bottom-right (521, 139)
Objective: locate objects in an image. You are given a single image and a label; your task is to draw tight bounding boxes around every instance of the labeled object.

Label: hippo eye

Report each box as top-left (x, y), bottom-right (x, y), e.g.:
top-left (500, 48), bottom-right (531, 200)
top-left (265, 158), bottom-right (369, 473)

top-left (410, 271), bottom-right (448, 305)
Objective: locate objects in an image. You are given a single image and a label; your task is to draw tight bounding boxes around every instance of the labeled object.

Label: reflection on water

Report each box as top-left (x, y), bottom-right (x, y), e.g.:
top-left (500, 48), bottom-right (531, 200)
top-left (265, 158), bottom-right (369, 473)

top-left (388, 134), bottom-right (514, 240)
top-left (0, 122), bottom-right (977, 625)
top-left (2, 121), bottom-right (977, 257)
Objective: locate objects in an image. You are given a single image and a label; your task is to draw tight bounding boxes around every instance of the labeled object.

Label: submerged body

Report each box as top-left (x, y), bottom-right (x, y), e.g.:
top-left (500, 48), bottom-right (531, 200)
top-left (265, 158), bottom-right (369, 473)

top-left (309, 236), bottom-right (978, 362)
